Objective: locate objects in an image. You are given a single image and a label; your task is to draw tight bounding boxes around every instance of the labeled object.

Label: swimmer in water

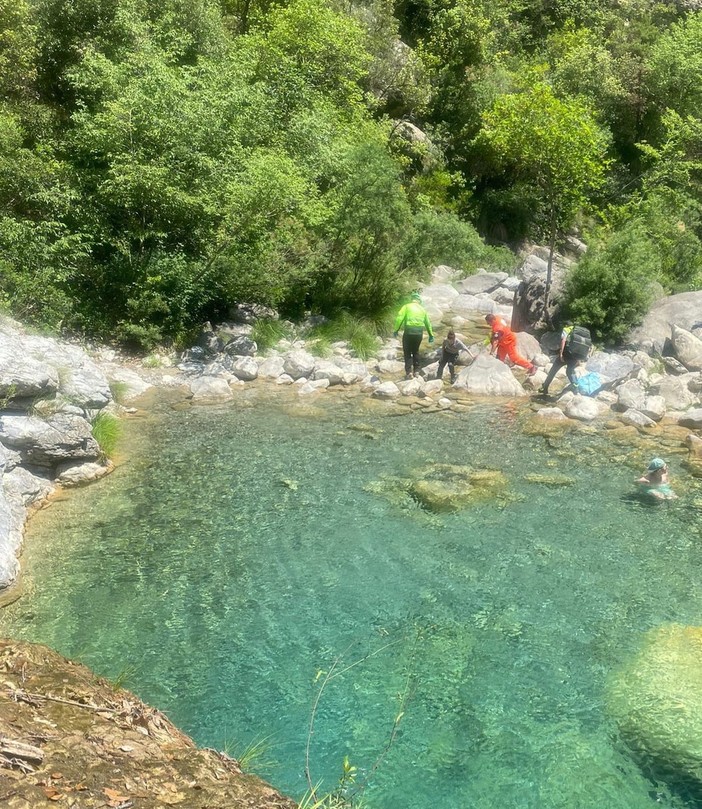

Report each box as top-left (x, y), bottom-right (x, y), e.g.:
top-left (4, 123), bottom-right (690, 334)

top-left (635, 458), bottom-right (678, 501)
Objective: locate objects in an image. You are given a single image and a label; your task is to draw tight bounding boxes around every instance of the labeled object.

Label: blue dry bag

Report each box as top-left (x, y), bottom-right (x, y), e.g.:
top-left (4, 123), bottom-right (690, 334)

top-left (574, 372), bottom-right (602, 396)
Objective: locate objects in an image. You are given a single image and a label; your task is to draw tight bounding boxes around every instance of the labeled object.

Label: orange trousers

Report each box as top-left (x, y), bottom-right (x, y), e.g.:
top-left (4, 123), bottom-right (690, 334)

top-left (495, 335), bottom-right (532, 370)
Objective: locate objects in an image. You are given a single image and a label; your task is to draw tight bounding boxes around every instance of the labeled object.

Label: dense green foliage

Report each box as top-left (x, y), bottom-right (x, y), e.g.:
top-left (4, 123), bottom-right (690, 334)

top-left (1, 0), bottom-right (702, 344)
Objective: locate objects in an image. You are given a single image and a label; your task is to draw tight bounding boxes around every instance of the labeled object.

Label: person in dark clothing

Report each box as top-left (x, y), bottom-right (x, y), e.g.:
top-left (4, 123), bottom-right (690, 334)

top-left (539, 325), bottom-right (591, 395)
top-left (437, 330), bottom-right (468, 382)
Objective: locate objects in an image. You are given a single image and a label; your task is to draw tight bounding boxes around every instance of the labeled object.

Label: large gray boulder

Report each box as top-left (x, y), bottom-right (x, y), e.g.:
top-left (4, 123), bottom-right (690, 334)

top-left (585, 352), bottom-right (634, 384)
top-left (372, 381), bottom-right (401, 400)
top-left (453, 353), bottom-right (527, 397)
top-left (515, 331), bottom-right (541, 361)
top-left (672, 325), bottom-right (702, 371)
top-left (0, 414), bottom-right (100, 467)
top-left (511, 274), bottom-right (565, 332)
top-left (225, 335), bottom-right (257, 357)
top-left (628, 291), bottom-right (702, 354)
top-left (652, 376), bottom-right (699, 411)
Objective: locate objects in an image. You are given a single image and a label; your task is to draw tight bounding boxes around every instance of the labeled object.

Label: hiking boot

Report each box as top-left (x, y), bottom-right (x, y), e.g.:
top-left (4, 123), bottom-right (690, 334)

top-left (538, 385), bottom-right (548, 395)
top-left (405, 372), bottom-right (414, 380)
top-left (450, 374), bottom-right (457, 383)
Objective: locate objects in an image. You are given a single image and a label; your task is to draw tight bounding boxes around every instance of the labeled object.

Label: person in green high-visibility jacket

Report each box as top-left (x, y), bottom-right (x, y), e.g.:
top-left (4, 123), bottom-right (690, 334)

top-left (393, 292), bottom-right (434, 379)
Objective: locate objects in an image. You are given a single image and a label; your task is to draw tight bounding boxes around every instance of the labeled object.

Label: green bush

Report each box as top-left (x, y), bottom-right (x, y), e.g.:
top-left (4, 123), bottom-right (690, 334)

top-left (91, 412), bottom-right (121, 459)
top-left (562, 222), bottom-right (657, 344)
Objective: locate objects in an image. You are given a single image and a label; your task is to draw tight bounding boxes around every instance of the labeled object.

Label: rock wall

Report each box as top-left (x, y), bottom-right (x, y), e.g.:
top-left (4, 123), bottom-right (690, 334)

top-left (0, 318), bottom-right (115, 591)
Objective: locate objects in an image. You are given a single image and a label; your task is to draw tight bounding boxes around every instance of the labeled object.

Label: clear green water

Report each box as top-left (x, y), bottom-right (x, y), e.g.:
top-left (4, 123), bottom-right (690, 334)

top-left (3, 394), bottom-right (702, 808)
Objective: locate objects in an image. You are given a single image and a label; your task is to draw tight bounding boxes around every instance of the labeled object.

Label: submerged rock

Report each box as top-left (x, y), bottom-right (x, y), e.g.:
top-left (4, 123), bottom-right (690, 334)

top-left (408, 464), bottom-right (508, 513)
top-left (608, 624), bottom-right (702, 798)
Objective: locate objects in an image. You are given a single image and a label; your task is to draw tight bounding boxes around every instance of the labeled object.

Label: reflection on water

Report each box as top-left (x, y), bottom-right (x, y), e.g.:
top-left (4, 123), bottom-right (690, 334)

top-left (3, 395), bottom-right (702, 808)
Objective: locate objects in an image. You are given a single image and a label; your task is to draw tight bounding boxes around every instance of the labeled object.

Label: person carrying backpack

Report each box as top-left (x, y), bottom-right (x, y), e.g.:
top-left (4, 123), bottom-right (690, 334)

top-left (538, 324), bottom-right (592, 395)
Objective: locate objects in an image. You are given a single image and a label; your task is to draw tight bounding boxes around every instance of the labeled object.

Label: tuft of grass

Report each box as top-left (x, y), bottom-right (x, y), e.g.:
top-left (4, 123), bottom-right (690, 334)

top-left (110, 663), bottom-right (138, 691)
top-left (142, 354), bottom-right (162, 368)
top-left (251, 320), bottom-right (291, 353)
top-left (109, 380), bottom-right (129, 404)
top-left (308, 312), bottom-right (388, 360)
top-left (221, 735), bottom-right (277, 775)
top-left (307, 336), bottom-right (333, 358)
top-left (91, 411), bottom-right (121, 458)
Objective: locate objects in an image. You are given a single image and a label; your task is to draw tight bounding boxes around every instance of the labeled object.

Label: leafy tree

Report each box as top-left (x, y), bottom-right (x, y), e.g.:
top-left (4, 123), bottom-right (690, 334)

top-left (475, 81), bottom-right (610, 320)
top-left (562, 221), bottom-right (657, 343)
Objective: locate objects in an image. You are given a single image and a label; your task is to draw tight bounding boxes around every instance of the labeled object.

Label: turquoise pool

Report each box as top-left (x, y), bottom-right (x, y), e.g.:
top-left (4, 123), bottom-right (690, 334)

top-left (2, 394), bottom-right (702, 807)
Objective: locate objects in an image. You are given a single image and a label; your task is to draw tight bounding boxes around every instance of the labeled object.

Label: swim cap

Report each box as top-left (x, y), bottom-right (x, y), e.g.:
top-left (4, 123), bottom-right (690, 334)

top-left (648, 457), bottom-right (666, 471)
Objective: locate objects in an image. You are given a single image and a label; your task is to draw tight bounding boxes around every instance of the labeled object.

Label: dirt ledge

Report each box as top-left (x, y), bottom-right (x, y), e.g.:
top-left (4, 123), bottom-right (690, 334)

top-left (0, 639), bottom-right (296, 808)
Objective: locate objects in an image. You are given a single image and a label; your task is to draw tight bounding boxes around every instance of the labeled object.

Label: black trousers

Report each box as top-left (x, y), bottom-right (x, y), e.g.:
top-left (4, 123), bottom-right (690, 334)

top-left (402, 331), bottom-right (423, 374)
top-left (437, 350), bottom-right (458, 379)
top-left (542, 351), bottom-right (579, 392)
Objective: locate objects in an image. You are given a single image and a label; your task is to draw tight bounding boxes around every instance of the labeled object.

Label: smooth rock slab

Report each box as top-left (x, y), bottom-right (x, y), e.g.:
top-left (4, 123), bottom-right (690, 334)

top-left (620, 409), bottom-right (656, 428)
top-left (453, 353), bottom-right (527, 397)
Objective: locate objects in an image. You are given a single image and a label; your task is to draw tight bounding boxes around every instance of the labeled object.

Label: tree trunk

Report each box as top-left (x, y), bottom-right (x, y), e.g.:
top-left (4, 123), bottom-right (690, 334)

top-left (543, 207), bottom-right (557, 326)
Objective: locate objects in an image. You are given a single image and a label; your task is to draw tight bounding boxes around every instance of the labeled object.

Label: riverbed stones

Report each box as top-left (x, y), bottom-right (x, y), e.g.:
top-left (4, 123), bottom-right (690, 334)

top-left (257, 355), bottom-right (285, 379)
top-left (608, 624), bottom-right (702, 796)
top-left (619, 409), bottom-right (657, 429)
top-left (312, 361), bottom-right (345, 386)
top-left (616, 379), bottom-right (646, 411)
top-left (397, 377), bottom-right (424, 396)
top-left (298, 379), bottom-right (330, 395)
top-left (230, 356), bottom-right (259, 381)
top-left (535, 407), bottom-right (567, 421)
top-left (652, 376), bottom-right (699, 411)
top-left (564, 395), bottom-right (601, 422)
top-left (283, 350), bottom-right (316, 380)
top-left (372, 381), bottom-right (401, 400)
top-left (224, 335), bottom-right (257, 357)
top-left (454, 354), bottom-right (527, 397)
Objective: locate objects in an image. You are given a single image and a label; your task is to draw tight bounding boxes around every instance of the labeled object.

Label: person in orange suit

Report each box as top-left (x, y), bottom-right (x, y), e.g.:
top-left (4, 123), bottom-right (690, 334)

top-left (485, 314), bottom-right (536, 375)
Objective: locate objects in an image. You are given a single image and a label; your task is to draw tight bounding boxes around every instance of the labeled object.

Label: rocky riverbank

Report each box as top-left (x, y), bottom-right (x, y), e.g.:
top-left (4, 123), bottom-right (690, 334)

top-left (4, 252), bottom-right (702, 597)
